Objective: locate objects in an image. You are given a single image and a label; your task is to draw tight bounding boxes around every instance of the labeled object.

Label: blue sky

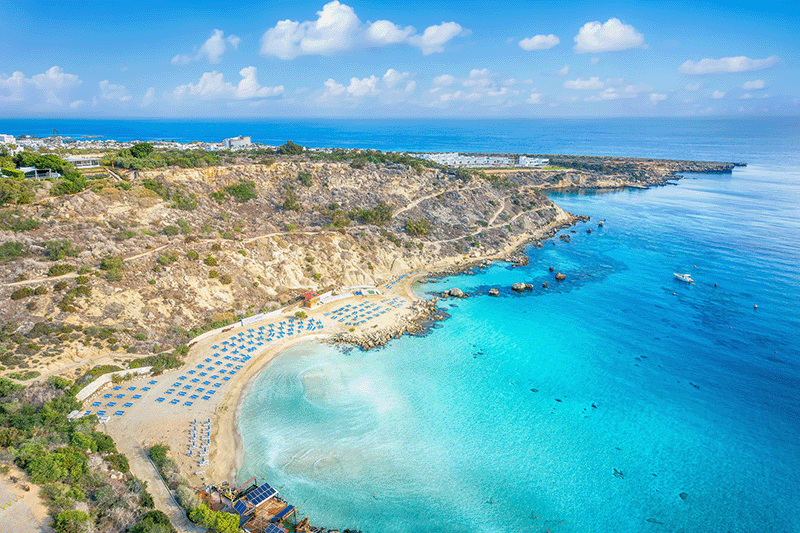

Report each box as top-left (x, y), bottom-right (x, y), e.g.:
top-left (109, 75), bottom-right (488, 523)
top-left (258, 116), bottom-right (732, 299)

top-left (1, 0), bottom-right (798, 117)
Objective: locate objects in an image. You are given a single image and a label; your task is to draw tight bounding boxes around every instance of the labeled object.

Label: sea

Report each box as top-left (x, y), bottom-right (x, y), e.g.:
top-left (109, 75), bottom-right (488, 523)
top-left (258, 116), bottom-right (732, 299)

top-left (5, 117), bottom-right (800, 532)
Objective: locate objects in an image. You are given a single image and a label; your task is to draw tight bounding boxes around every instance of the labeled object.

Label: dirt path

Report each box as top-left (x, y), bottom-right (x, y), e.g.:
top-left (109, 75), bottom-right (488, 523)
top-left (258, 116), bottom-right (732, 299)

top-left (393, 185), bottom-right (483, 217)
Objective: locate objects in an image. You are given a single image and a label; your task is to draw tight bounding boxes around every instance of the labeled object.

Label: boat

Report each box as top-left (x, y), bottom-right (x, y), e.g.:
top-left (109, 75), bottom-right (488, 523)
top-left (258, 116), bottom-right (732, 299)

top-left (674, 273), bottom-right (694, 283)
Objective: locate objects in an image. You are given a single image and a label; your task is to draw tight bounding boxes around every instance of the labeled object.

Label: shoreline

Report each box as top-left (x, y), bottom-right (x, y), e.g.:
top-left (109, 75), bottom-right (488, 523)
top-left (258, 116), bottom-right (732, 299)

top-left (95, 208), bottom-right (579, 530)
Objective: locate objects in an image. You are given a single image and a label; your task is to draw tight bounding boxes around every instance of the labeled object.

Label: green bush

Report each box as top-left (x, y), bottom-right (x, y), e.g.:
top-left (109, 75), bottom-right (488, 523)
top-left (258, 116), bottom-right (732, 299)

top-left (350, 202), bottom-right (393, 226)
top-left (277, 140), bottom-right (304, 155)
top-left (161, 225), bottom-right (179, 237)
top-left (99, 256), bottom-right (123, 270)
top-left (115, 229), bottom-right (136, 241)
top-left (204, 255), bottom-right (217, 266)
top-left (130, 510), bottom-right (176, 533)
top-left (186, 251), bottom-right (199, 260)
top-left (44, 240), bottom-right (79, 261)
top-left (405, 217), bottom-right (432, 236)
top-left (11, 287), bottom-right (34, 300)
top-left (52, 509), bottom-right (91, 533)
top-left (48, 264), bottom-right (76, 277)
top-left (0, 241), bottom-right (27, 261)
top-left (76, 275), bottom-right (89, 285)
top-left (208, 270), bottom-right (218, 278)
top-left (219, 274), bottom-right (232, 285)
top-left (105, 268), bottom-right (123, 282)
top-left (298, 171), bottom-right (313, 187)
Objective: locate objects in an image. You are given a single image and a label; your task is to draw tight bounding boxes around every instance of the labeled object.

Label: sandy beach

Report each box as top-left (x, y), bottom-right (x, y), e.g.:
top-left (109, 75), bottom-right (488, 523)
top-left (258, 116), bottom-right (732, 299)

top-left (88, 213), bottom-right (573, 530)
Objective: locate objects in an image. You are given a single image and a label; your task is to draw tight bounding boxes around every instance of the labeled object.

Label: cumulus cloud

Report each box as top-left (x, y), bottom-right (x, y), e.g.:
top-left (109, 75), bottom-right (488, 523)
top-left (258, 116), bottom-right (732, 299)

top-left (318, 68), bottom-right (416, 102)
top-left (564, 77), bottom-right (604, 90)
top-left (366, 20), bottom-right (414, 45)
top-left (172, 29), bottom-right (241, 65)
top-left (574, 18), bottom-right (645, 53)
top-left (740, 93), bottom-right (753, 100)
top-left (433, 74), bottom-right (455, 86)
top-left (624, 83), bottom-right (653, 94)
top-left (527, 92), bottom-right (543, 104)
top-left (742, 79), bottom-right (765, 90)
top-left (557, 65), bottom-right (570, 76)
top-left (141, 87), bottom-right (155, 107)
top-left (98, 80), bottom-right (131, 101)
top-left (463, 68), bottom-right (493, 88)
top-left (408, 22), bottom-right (466, 55)
top-left (69, 100), bottom-right (84, 109)
top-left (712, 90), bottom-right (726, 99)
top-left (519, 34), bottom-right (559, 51)
top-left (678, 55), bottom-right (779, 75)
top-left (0, 66), bottom-right (81, 105)
top-left (685, 82), bottom-right (701, 91)
top-left (173, 67), bottom-right (283, 100)
top-left (260, 1), bottom-right (466, 59)
top-left (649, 93), bottom-right (667, 103)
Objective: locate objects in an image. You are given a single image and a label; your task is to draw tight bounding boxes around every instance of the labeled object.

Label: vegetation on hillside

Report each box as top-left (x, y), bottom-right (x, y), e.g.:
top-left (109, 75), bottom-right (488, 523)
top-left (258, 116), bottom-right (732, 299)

top-left (0, 376), bottom-right (170, 532)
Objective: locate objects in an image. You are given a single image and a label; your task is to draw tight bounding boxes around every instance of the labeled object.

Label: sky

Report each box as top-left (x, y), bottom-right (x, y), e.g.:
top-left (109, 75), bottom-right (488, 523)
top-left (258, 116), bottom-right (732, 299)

top-left (1, 0), bottom-right (798, 118)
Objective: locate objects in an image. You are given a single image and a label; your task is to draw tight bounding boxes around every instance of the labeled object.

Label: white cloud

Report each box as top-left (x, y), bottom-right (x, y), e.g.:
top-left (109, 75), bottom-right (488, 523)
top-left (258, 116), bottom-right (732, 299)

top-left (740, 93), bottom-right (753, 100)
top-left (347, 75), bottom-right (379, 97)
top-left (463, 68), bottom-right (493, 88)
top-left (433, 74), bottom-right (455, 86)
top-left (649, 93), bottom-right (667, 103)
top-left (574, 18), bottom-right (645, 53)
top-left (564, 76), bottom-right (604, 90)
top-left (685, 82), bottom-right (701, 91)
top-left (527, 92), bottom-right (543, 104)
top-left (404, 80), bottom-right (416, 93)
top-left (439, 90), bottom-right (480, 102)
top-left (0, 66), bottom-right (81, 106)
top-left (408, 22), bottom-right (466, 55)
top-left (624, 83), bottom-right (653, 94)
top-left (260, 1), bottom-right (465, 59)
top-left (98, 80), bottom-right (131, 101)
top-left (742, 79), bottom-right (765, 90)
top-left (557, 65), bottom-right (570, 76)
top-left (590, 57), bottom-right (600, 65)
top-left (366, 20), bottom-right (414, 45)
top-left (519, 34), bottom-right (559, 51)
top-left (712, 90), bottom-right (726, 99)
top-left (69, 100), bottom-right (84, 109)
top-left (382, 68), bottom-right (410, 88)
top-left (173, 67), bottom-right (283, 100)
top-left (678, 55), bottom-right (779, 75)
top-left (172, 29), bottom-right (241, 65)
top-left (142, 87), bottom-right (155, 107)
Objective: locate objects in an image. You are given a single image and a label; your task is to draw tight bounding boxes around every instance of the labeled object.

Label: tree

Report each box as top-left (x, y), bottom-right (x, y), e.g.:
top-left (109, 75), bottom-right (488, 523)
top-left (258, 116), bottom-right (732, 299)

top-left (405, 217), bottom-right (432, 236)
top-left (130, 510), bottom-right (177, 533)
top-left (277, 140), bottom-right (304, 155)
top-left (130, 143), bottom-right (155, 158)
top-left (298, 171), bottom-right (312, 187)
top-left (52, 510), bottom-right (91, 533)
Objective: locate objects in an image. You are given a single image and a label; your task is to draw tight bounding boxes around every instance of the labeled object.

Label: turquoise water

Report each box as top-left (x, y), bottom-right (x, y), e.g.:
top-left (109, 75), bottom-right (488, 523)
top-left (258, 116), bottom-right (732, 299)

top-left (230, 121), bottom-right (800, 532)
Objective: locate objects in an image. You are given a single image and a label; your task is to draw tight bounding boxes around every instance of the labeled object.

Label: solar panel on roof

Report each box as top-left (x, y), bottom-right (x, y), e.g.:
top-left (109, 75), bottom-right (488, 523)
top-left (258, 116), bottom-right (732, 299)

top-left (233, 499), bottom-right (247, 515)
top-left (246, 483), bottom-right (277, 506)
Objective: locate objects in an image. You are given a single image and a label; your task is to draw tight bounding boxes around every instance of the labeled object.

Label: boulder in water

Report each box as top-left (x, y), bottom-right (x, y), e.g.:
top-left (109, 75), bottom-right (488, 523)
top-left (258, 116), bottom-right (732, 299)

top-left (679, 492), bottom-right (689, 501)
top-left (511, 282), bottom-right (526, 292)
top-left (488, 288), bottom-right (499, 297)
top-left (448, 288), bottom-right (464, 298)
top-left (555, 272), bottom-right (566, 281)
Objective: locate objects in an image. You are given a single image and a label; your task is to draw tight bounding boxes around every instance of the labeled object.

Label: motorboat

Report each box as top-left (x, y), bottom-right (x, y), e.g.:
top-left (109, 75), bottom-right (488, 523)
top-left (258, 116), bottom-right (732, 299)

top-left (674, 273), bottom-right (694, 284)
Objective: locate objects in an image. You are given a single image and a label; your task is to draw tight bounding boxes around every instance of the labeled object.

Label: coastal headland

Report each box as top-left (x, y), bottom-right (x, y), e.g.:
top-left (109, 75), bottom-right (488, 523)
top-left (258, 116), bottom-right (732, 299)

top-left (0, 149), bottom-right (741, 531)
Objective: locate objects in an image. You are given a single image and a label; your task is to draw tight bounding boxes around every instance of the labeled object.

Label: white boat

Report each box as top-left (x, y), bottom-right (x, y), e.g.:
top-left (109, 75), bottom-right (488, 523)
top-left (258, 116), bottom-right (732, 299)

top-left (674, 273), bottom-right (694, 284)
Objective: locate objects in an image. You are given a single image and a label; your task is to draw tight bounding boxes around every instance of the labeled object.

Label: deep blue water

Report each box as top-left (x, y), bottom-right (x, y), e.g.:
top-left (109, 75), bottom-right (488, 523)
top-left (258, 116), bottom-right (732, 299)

top-left (2, 116), bottom-right (800, 164)
top-left (231, 119), bottom-right (800, 533)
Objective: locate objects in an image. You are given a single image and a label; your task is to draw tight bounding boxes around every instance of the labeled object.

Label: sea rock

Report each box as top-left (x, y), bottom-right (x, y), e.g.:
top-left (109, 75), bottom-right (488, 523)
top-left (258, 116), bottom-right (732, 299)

top-left (511, 282), bottom-right (526, 292)
top-left (542, 282), bottom-right (548, 288)
top-left (586, 228), bottom-right (592, 233)
top-left (555, 272), bottom-right (566, 281)
top-left (549, 266), bottom-right (554, 272)
top-left (598, 221), bottom-right (604, 227)
top-left (488, 288), bottom-right (499, 297)
top-left (448, 288), bottom-right (464, 298)
top-left (524, 283), bottom-right (533, 290)
top-left (679, 492), bottom-right (689, 501)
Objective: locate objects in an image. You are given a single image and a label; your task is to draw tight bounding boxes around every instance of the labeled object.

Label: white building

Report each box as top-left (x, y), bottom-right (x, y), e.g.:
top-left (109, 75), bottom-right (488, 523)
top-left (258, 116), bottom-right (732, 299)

top-left (519, 156), bottom-right (549, 167)
top-left (223, 136), bottom-right (252, 150)
top-left (65, 155), bottom-right (101, 169)
top-left (0, 134), bottom-right (15, 145)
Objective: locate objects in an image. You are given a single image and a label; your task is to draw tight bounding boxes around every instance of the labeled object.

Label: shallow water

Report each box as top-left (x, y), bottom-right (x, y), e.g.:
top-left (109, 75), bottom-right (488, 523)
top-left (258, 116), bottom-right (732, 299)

top-left (238, 120), bottom-right (800, 533)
